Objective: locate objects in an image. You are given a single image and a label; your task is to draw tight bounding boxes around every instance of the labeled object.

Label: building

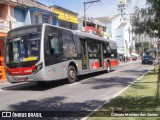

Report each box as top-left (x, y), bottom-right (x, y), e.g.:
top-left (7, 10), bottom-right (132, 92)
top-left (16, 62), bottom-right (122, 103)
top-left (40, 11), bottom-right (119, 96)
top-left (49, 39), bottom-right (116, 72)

top-left (0, 0), bottom-right (58, 80)
top-left (51, 5), bottom-right (78, 30)
top-left (96, 14), bottom-right (133, 56)
top-left (116, 23), bottom-right (133, 54)
top-left (117, 0), bottom-right (129, 22)
top-left (78, 17), bottom-right (107, 38)
top-left (96, 15), bottom-right (123, 41)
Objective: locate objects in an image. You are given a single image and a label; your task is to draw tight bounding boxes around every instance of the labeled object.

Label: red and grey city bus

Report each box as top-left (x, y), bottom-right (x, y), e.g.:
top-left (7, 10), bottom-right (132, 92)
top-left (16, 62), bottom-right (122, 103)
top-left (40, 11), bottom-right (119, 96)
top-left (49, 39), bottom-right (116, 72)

top-left (4, 24), bottom-right (119, 84)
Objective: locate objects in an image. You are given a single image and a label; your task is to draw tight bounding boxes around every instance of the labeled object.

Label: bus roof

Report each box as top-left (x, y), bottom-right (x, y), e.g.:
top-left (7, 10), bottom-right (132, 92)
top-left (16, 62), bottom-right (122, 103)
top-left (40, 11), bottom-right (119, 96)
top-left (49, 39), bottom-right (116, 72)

top-left (8, 23), bottom-right (116, 44)
top-left (43, 24), bottom-right (116, 44)
top-left (72, 30), bottom-right (115, 43)
top-left (43, 23), bottom-right (116, 43)
top-left (8, 24), bottom-right (42, 33)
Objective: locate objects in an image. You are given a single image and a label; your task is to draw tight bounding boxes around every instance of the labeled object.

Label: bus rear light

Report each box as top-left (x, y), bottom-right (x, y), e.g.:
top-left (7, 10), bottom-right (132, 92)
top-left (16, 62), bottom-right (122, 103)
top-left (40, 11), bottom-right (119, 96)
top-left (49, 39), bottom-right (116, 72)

top-left (33, 63), bottom-right (43, 74)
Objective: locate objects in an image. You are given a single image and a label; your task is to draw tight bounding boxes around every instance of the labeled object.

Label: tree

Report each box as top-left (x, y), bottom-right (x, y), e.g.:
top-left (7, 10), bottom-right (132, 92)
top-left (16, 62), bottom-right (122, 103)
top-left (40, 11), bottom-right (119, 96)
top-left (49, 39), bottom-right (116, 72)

top-left (146, 0), bottom-right (160, 101)
top-left (132, 0), bottom-right (160, 101)
top-left (132, 0), bottom-right (160, 38)
top-left (146, 0), bottom-right (160, 37)
top-left (135, 42), bottom-right (153, 54)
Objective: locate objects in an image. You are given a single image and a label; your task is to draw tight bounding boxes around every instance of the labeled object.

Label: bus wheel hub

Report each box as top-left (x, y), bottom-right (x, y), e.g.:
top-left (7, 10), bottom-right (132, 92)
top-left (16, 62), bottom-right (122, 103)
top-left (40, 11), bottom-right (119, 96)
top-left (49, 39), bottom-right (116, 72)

top-left (70, 70), bottom-right (75, 78)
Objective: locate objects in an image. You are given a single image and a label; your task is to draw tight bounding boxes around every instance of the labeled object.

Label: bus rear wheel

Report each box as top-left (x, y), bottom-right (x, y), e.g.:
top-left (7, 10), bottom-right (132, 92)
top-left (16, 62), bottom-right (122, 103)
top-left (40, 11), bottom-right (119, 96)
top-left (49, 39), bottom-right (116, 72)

top-left (106, 62), bottom-right (111, 73)
top-left (67, 66), bottom-right (77, 83)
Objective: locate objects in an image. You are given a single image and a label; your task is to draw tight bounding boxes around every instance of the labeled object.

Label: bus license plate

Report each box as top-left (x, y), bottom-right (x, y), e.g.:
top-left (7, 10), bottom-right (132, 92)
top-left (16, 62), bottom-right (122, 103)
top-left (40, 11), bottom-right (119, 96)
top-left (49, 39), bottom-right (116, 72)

top-left (17, 77), bottom-right (26, 81)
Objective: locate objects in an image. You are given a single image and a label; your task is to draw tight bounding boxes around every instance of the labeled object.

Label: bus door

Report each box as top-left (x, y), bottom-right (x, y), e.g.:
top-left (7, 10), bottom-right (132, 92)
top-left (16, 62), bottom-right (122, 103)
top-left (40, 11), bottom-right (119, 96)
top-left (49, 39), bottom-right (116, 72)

top-left (98, 42), bottom-right (103, 68)
top-left (80, 39), bottom-right (89, 71)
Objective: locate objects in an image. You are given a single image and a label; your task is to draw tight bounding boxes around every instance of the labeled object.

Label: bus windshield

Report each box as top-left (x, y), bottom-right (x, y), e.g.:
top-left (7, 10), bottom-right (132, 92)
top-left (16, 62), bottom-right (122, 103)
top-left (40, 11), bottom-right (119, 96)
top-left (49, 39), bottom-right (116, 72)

top-left (5, 32), bottom-right (41, 68)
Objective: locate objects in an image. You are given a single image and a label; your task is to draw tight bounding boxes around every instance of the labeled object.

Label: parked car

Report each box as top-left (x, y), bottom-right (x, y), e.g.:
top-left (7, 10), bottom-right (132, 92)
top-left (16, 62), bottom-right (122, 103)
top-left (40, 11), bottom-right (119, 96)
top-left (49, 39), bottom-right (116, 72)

top-left (142, 55), bottom-right (154, 64)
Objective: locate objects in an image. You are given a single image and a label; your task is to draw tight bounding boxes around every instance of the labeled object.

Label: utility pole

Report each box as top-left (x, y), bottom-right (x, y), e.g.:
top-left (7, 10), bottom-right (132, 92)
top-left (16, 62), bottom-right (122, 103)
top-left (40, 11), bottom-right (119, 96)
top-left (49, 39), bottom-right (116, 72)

top-left (128, 27), bottom-right (131, 53)
top-left (83, 0), bottom-right (100, 32)
top-left (9, 21), bottom-right (12, 30)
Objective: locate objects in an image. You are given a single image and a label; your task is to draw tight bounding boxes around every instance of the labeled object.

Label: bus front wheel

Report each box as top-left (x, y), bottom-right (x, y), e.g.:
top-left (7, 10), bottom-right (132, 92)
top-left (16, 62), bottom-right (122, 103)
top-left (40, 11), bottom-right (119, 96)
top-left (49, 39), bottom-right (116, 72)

top-left (67, 66), bottom-right (77, 83)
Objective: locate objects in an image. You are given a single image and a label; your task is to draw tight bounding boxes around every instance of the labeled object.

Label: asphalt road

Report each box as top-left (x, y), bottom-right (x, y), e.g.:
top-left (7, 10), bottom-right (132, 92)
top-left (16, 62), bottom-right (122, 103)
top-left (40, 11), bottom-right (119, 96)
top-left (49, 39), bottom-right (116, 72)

top-left (0, 60), bottom-right (154, 120)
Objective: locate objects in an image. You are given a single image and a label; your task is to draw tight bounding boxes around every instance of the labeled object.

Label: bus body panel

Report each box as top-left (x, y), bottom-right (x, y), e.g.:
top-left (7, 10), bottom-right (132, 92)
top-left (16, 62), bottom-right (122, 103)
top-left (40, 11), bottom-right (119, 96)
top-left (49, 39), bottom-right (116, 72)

top-left (5, 23), bottom-right (119, 83)
top-left (89, 59), bottom-right (101, 71)
top-left (45, 60), bottom-right (72, 80)
top-left (6, 61), bottom-right (46, 83)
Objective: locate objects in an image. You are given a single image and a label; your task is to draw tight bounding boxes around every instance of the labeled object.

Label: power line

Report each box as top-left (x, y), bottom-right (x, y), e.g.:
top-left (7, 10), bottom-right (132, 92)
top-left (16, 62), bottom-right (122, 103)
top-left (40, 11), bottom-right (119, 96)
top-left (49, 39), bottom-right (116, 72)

top-left (84, 0), bottom-right (100, 31)
top-left (100, 0), bottom-right (117, 14)
top-left (96, 2), bottom-right (113, 15)
top-left (135, 0), bottom-right (140, 7)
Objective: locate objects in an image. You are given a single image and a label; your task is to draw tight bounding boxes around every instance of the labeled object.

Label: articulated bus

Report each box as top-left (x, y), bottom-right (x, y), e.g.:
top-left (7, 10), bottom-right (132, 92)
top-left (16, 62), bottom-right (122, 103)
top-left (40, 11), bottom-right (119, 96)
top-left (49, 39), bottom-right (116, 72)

top-left (5, 24), bottom-right (119, 84)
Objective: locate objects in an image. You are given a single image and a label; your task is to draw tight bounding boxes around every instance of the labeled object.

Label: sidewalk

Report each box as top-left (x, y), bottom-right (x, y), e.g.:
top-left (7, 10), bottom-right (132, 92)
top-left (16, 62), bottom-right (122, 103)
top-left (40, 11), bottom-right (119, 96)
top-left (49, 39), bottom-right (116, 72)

top-left (0, 79), bottom-right (8, 85)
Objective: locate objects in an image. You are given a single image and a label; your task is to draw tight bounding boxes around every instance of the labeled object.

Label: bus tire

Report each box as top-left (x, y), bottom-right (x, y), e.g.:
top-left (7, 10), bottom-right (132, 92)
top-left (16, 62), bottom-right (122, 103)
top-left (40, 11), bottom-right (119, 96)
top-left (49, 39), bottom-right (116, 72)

top-left (67, 66), bottom-right (77, 83)
top-left (106, 62), bottom-right (111, 73)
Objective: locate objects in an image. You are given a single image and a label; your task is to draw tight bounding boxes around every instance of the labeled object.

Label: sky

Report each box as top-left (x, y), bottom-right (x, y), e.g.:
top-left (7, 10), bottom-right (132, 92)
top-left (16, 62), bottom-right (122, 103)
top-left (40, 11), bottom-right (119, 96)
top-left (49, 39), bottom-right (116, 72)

top-left (37, 0), bottom-right (147, 18)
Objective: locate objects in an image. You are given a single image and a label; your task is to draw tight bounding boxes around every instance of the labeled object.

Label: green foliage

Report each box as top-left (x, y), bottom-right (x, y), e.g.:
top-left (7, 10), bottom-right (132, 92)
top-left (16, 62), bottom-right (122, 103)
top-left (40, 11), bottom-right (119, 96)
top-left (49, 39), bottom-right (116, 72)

top-left (135, 42), bottom-right (154, 54)
top-left (88, 69), bottom-right (160, 119)
top-left (132, 0), bottom-right (160, 38)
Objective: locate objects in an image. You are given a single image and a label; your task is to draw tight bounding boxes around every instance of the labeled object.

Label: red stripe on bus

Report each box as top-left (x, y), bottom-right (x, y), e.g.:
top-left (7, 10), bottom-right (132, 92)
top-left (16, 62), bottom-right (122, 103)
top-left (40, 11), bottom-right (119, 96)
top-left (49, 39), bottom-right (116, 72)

top-left (92, 61), bottom-right (100, 69)
top-left (110, 60), bottom-right (119, 67)
top-left (6, 65), bottom-right (36, 76)
top-left (104, 61), bottom-right (107, 68)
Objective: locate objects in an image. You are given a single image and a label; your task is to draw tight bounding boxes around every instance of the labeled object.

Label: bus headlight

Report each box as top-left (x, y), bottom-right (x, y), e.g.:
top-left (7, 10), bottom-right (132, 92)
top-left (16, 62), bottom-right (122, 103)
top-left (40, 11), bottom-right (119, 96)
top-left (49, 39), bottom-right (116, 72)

top-left (33, 63), bottom-right (43, 74)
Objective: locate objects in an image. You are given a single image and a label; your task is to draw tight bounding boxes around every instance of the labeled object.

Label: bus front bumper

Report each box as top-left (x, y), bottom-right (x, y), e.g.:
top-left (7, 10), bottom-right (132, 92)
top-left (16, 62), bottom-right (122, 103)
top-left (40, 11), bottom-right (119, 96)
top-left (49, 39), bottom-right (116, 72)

top-left (5, 73), bottom-right (43, 83)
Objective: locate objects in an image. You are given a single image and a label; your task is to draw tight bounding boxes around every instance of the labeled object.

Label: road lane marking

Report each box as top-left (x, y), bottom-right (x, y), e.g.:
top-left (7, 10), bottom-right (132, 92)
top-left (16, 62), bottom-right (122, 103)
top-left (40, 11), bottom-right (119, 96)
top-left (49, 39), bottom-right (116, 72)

top-left (0, 89), bottom-right (4, 92)
top-left (0, 82), bottom-right (10, 86)
top-left (69, 82), bottom-right (81, 86)
top-left (137, 76), bottom-right (144, 80)
top-left (81, 67), bottom-right (154, 120)
top-left (111, 70), bottom-right (119, 73)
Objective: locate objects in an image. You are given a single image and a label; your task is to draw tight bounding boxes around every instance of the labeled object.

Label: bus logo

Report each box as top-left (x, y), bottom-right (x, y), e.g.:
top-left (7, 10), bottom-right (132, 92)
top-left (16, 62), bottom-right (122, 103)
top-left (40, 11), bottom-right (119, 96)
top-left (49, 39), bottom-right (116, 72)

top-left (2, 112), bottom-right (11, 117)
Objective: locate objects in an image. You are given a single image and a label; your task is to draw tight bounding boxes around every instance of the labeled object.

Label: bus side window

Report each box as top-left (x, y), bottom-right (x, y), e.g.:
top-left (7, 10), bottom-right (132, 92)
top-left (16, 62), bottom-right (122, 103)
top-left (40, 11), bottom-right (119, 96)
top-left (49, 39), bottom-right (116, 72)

top-left (110, 43), bottom-right (118, 58)
top-left (88, 39), bottom-right (98, 59)
top-left (74, 36), bottom-right (81, 58)
top-left (88, 40), bottom-right (93, 58)
top-left (44, 36), bottom-right (50, 55)
top-left (62, 32), bottom-right (75, 58)
top-left (50, 37), bottom-right (61, 55)
top-left (45, 33), bottom-right (61, 55)
top-left (92, 40), bottom-right (98, 58)
top-left (106, 43), bottom-right (111, 58)
top-left (103, 43), bottom-right (107, 59)
top-left (44, 35), bottom-right (53, 66)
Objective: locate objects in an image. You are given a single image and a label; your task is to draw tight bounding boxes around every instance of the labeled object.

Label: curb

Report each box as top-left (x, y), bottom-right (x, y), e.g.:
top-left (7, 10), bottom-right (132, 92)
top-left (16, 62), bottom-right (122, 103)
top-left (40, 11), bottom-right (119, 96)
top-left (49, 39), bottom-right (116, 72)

top-left (0, 79), bottom-right (8, 85)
